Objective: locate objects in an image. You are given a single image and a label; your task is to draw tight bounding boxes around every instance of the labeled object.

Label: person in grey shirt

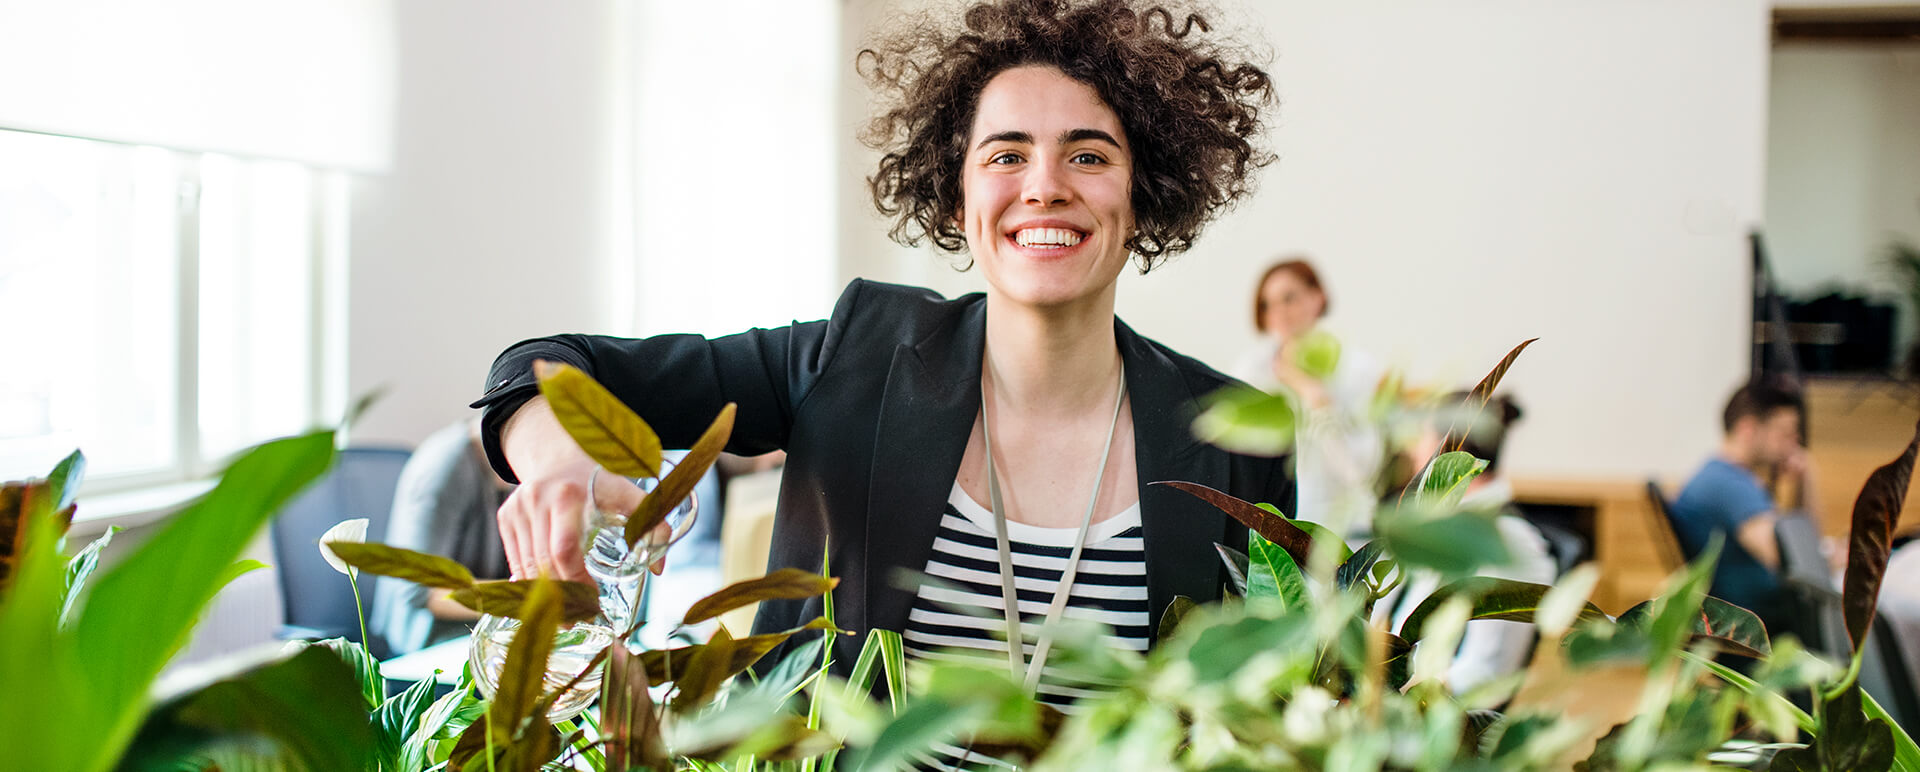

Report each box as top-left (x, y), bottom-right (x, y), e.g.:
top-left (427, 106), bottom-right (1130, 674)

top-left (370, 417), bottom-right (512, 655)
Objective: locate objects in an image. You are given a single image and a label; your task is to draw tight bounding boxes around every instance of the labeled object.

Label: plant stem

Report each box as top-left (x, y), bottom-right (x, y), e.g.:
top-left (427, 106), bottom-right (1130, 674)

top-left (347, 569), bottom-right (384, 699)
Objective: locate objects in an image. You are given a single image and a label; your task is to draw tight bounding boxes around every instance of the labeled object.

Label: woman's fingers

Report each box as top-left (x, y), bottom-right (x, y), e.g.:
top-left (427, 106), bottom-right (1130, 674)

top-left (496, 472), bottom-right (591, 581)
top-left (498, 491), bottom-right (533, 580)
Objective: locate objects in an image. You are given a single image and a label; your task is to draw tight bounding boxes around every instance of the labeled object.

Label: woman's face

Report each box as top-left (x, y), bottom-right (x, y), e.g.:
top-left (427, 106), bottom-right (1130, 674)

top-left (958, 65), bottom-right (1134, 312)
top-left (1259, 270), bottom-right (1325, 339)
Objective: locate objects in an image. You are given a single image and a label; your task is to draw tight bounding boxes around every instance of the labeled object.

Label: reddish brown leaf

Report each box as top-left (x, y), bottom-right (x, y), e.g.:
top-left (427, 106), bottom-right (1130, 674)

top-left (1439, 338), bottom-right (1538, 454)
top-left (1844, 417), bottom-right (1920, 654)
top-left (1153, 481), bottom-right (1313, 567)
top-left (641, 617), bottom-right (842, 687)
top-left (627, 403), bottom-right (736, 549)
top-left (449, 579), bottom-right (600, 624)
top-left (605, 643), bottom-right (668, 770)
top-left (672, 625), bottom-right (739, 713)
top-left (681, 568), bottom-right (837, 626)
top-left (324, 541), bottom-right (477, 589)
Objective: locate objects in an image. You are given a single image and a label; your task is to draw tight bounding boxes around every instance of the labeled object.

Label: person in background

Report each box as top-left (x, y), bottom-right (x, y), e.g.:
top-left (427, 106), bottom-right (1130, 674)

top-left (1668, 381), bottom-right (1815, 635)
top-left (370, 417), bottom-right (512, 655)
top-left (1387, 391), bottom-right (1556, 694)
top-left (1231, 257), bottom-right (1384, 535)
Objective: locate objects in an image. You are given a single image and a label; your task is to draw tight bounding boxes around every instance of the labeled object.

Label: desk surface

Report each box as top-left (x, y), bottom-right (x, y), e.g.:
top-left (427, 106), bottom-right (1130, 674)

top-left (381, 637), bottom-right (468, 685)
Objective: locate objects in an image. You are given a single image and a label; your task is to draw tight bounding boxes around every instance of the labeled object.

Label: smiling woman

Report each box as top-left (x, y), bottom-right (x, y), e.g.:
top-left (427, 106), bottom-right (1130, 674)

top-left (473, 6), bottom-right (1288, 760)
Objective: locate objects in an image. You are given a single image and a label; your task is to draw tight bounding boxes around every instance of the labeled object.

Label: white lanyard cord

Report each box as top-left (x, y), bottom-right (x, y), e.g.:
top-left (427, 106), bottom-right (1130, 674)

top-left (983, 358), bottom-right (1128, 693)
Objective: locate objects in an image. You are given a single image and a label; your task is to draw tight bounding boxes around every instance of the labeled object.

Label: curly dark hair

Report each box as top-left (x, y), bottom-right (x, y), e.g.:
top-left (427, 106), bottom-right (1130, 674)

top-left (859, 0), bottom-right (1276, 272)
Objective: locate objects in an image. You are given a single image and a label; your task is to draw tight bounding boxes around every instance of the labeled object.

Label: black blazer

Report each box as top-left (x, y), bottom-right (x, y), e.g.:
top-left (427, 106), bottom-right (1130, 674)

top-left (475, 279), bottom-right (1294, 667)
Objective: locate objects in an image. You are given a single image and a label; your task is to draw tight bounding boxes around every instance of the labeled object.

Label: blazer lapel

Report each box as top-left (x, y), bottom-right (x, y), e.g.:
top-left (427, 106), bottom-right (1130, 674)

top-left (1120, 321), bottom-right (1229, 642)
top-left (862, 298), bottom-right (985, 635)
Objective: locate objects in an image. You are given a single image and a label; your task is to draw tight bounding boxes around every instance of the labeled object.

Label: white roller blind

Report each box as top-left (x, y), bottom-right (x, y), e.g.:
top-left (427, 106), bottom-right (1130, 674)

top-left (0, 0), bottom-right (394, 172)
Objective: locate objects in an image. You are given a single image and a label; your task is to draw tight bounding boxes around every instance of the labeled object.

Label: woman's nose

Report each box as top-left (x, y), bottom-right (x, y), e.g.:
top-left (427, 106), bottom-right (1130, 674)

top-left (1022, 162), bottom-right (1070, 207)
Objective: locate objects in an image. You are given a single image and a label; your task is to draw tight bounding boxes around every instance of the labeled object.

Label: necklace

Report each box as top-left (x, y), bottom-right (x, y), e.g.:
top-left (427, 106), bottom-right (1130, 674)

top-left (980, 356), bottom-right (1128, 692)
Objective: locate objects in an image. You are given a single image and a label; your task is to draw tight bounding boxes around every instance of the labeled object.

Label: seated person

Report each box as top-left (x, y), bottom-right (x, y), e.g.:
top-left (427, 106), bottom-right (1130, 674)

top-left (1387, 391), bottom-right (1556, 694)
top-left (1669, 381), bottom-right (1810, 635)
top-left (370, 417), bottom-right (512, 655)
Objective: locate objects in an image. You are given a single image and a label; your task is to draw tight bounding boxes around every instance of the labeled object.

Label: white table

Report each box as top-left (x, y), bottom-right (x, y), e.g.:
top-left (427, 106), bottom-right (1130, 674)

top-left (380, 636), bottom-right (468, 686)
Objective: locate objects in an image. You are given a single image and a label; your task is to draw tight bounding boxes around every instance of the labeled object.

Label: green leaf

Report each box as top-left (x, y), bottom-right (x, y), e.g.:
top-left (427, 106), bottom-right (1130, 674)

top-left (1375, 509), bottom-right (1509, 579)
top-left (314, 637), bottom-right (385, 713)
top-left (681, 567), bottom-right (836, 626)
top-left (1772, 685), bottom-right (1895, 772)
top-left (66, 431), bottom-right (337, 772)
top-left (454, 578), bottom-right (564, 770)
top-left (1291, 329), bottom-right (1343, 381)
top-left (535, 359), bottom-right (663, 479)
top-left (1415, 451), bottom-right (1488, 510)
top-left (1843, 417), bottom-right (1920, 655)
top-left (1434, 338), bottom-right (1538, 455)
top-left (1247, 532), bottom-right (1308, 611)
top-left (1397, 577), bottom-right (1607, 643)
top-left (1157, 595), bottom-right (1198, 641)
top-left (1156, 481), bottom-right (1313, 567)
top-left (1216, 542), bottom-right (1250, 595)
top-left (1192, 384), bottom-right (1297, 456)
top-left (448, 578), bottom-right (600, 623)
top-left (1186, 612), bottom-right (1310, 683)
top-left (629, 403), bottom-right (736, 548)
top-left (119, 646), bottom-right (375, 772)
top-left (323, 541), bottom-right (478, 589)
top-left (46, 449), bottom-right (86, 513)
top-left (0, 471), bottom-right (86, 772)
top-left (1335, 540), bottom-right (1388, 590)
top-left (373, 671), bottom-right (439, 770)
top-left (61, 525), bottom-right (118, 625)
top-left (1619, 595), bottom-right (1772, 659)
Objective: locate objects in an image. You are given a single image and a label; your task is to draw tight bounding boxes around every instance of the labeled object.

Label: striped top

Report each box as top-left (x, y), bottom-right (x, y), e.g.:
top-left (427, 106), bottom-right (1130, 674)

top-left (903, 483), bottom-right (1149, 770)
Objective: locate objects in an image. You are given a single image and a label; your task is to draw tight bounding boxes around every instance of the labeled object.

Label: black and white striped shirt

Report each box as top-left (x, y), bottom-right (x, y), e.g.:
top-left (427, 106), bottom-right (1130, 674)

top-left (903, 483), bottom-right (1149, 769)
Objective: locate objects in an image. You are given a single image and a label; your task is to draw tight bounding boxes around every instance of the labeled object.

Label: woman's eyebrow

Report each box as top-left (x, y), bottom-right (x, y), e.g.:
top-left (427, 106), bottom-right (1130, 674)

top-left (975, 130), bottom-right (1033, 149)
top-left (1061, 128), bottom-right (1122, 148)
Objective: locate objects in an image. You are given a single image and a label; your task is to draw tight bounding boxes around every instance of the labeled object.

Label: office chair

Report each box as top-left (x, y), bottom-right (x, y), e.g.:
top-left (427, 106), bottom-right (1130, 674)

top-left (270, 445), bottom-right (411, 659)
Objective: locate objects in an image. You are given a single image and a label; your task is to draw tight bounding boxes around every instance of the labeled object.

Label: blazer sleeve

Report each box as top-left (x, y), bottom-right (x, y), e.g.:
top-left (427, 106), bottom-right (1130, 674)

top-left (471, 280), bottom-right (871, 483)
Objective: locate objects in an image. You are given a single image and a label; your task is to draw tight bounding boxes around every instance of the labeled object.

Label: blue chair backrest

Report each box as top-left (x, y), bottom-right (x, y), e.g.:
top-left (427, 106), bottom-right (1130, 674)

top-left (270, 445), bottom-right (411, 657)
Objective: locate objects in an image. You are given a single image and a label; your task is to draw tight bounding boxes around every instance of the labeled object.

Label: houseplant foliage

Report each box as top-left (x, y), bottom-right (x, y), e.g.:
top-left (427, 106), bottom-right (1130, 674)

top-left (12, 341), bottom-right (1920, 770)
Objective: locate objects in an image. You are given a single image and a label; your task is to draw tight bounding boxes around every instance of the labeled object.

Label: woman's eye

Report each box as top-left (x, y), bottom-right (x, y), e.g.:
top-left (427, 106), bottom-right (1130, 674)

top-left (989, 152), bottom-right (1023, 165)
top-left (1071, 152), bottom-right (1105, 165)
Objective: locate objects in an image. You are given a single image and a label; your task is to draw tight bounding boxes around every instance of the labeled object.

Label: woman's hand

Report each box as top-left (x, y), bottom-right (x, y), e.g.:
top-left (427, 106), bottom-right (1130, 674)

top-left (497, 395), bottom-right (597, 582)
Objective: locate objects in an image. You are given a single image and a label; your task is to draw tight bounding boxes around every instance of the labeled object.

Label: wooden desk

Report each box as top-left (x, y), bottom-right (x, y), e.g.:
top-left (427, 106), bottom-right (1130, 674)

top-left (1511, 477), bottom-right (1681, 616)
top-left (1804, 378), bottom-right (1920, 538)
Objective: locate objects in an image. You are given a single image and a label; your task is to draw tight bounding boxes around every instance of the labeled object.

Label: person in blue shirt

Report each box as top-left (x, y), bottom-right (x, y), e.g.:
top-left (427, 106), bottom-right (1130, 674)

top-left (1670, 381), bottom-right (1813, 633)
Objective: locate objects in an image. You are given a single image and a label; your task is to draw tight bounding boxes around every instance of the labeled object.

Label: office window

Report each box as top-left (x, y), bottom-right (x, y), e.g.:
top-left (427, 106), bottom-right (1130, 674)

top-left (0, 129), bottom-right (343, 490)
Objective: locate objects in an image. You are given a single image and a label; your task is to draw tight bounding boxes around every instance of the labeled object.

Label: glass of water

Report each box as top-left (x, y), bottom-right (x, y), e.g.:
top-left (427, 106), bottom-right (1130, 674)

top-left (468, 457), bottom-right (700, 720)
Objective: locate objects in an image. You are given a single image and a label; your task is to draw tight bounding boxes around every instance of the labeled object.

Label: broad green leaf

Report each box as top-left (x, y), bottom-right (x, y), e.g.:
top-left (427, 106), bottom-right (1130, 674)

top-left (213, 559), bottom-right (269, 596)
top-left (1375, 508), bottom-right (1509, 579)
top-left (61, 524), bottom-right (119, 625)
top-left (535, 359), bottom-right (663, 479)
top-left (373, 670), bottom-right (439, 770)
top-left (1192, 384), bottom-right (1297, 456)
top-left (757, 637), bottom-right (827, 704)
top-left (1291, 329), bottom-right (1343, 381)
top-left (681, 567), bottom-right (836, 626)
top-left (1436, 338), bottom-right (1538, 455)
top-left (448, 578), bottom-right (599, 623)
top-left (1534, 564), bottom-right (1601, 638)
top-left (1415, 451), bottom-right (1488, 510)
top-left (1247, 533), bottom-right (1308, 611)
top-left (1772, 685), bottom-right (1894, 772)
top-left (1397, 577), bottom-right (1607, 643)
top-left (1156, 481), bottom-right (1313, 567)
top-left (118, 646), bottom-right (375, 772)
top-left (1216, 542), bottom-right (1251, 595)
top-left (1186, 612), bottom-right (1310, 683)
top-left (628, 403), bottom-right (736, 548)
top-left (315, 637), bottom-right (385, 712)
top-left (1618, 594), bottom-right (1772, 659)
top-left (325, 541), bottom-right (478, 589)
top-left (605, 641), bottom-right (669, 770)
top-left (1860, 687), bottom-right (1920, 772)
top-left (1843, 416), bottom-right (1920, 655)
top-left (675, 624), bottom-right (742, 713)
top-left (1157, 595), bottom-right (1198, 641)
top-left (405, 670), bottom-right (480, 772)
top-left (1335, 541), bottom-right (1388, 591)
top-left (46, 449), bottom-right (86, 513)
top-left (0, 472), bottom-right (85, 772)
top-left (69, 431), bottom-right (337, 772)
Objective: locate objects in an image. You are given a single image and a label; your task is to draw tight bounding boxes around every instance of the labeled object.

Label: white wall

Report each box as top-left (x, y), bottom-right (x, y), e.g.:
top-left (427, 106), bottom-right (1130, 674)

top-left (1764, 44), bottom-right (1920, 314)
top-left (345, 0), bottom-right (624, 447)
top-left (837, 0), bottom-right (1773, 480)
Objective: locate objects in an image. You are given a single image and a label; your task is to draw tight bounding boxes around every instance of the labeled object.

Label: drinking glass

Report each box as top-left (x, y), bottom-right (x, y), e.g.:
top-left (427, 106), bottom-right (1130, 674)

top-left (468, 457), bottom-right (699, 720)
